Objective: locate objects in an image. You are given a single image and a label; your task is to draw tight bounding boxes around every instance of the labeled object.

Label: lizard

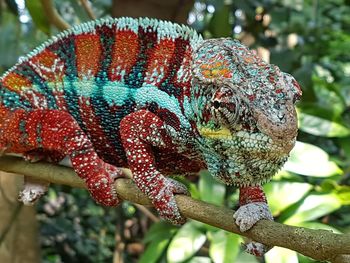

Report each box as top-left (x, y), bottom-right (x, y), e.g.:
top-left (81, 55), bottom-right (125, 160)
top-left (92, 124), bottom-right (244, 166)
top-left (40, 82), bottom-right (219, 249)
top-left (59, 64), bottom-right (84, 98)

top-left (0, 17), bottom-right (301, 256)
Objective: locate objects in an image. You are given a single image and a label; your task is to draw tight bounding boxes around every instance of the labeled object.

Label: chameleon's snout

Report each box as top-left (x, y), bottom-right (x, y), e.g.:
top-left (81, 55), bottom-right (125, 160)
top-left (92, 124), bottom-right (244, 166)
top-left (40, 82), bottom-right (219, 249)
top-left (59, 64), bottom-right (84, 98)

top-left (255, 101), bottom-right (298, 153)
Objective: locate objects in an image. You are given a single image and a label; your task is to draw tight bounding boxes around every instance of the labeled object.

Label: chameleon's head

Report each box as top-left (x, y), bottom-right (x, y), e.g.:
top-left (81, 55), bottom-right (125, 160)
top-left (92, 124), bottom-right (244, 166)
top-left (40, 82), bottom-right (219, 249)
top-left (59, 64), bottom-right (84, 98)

top-left (191, 38), bottom-right (302, 187)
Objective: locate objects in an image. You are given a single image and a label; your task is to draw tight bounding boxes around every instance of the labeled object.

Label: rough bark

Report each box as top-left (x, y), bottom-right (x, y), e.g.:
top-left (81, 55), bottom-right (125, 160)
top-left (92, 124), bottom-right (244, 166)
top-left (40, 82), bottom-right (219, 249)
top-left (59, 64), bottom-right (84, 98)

top-left (0, 156), bottom-right (349, 263)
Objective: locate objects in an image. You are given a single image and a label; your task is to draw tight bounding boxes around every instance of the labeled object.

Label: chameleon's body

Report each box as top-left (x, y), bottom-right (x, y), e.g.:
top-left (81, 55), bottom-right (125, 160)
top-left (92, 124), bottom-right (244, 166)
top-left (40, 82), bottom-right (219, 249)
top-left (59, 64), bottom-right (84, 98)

top-left (0, 17), bottom-right (301, 256)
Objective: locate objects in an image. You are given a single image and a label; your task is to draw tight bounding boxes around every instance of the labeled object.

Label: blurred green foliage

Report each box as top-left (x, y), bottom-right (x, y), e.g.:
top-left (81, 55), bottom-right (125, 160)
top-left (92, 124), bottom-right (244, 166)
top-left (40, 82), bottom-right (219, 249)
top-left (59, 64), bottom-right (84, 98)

top-left (1, 0), bottom-right (350, 262)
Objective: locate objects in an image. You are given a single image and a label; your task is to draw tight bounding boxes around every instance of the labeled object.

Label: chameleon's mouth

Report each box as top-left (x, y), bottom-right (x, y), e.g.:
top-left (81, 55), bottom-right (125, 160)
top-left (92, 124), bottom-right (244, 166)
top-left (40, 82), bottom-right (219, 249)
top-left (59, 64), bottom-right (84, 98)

top-left (199, 126), bottom-right (294, 155)
top-left (199, 126), bottom-right (293, 186)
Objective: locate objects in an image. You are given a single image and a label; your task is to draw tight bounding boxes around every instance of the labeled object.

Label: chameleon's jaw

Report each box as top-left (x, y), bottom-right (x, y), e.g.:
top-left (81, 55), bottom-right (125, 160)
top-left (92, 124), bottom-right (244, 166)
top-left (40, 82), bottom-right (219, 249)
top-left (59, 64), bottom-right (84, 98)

top-left (200, 127), bottom-right (294, 187)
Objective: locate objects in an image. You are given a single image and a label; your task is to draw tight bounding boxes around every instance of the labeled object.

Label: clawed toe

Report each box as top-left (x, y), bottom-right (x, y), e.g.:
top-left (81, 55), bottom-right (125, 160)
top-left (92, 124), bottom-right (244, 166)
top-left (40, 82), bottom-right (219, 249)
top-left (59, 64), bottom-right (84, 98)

top-left (85, 163), bottom-right (122, 207)
top-left (152, 177), bottom-right (188, 225)
top-left (242, 241), bottom-right (270, 257)
top-left (18, 178), bottom-right (49, 205)
top-left (233, 202), bottom-right (273, 232)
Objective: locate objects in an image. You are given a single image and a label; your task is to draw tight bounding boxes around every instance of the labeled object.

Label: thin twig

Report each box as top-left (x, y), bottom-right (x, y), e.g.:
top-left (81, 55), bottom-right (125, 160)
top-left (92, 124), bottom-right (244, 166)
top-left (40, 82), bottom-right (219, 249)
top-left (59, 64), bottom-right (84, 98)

top-left (79, 0), bottom-right (96, 20)
top-left (135, 204), bottom-right (160, 223)
top-left (40, 0), bottom-right (70, 31)
top-left (0, 155), bottom-right (349, 262)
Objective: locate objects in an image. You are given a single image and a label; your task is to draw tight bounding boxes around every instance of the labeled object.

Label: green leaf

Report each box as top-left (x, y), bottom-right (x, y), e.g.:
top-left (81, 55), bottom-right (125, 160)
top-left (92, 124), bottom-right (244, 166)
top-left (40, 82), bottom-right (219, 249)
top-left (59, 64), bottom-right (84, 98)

top-left (284, 193), bottom-right (342, 224)
top-left (199, 171), bottom-right (226, 205)
top-left (140, 222), bottom-right (177, 263)
top-left (234, 250), bottom-right (260, 263)
top-left (330, 184), bottom-right (350, 205)
top-left (208, 4), bottom-right (232, 37)
top-left (208, 230), bottom-right (240, 263)
top-left (299, 112), bottom-right (350, 137)
top-left (265, 247), bottom-right (298, 263)
top-left (293, 63), bottom-right (316, 102)
top-left (270, 49), bottom-right (298, 72)
top-left (284, 141), bottom-right (341, 177)
top-left (26, 0), bottom-right (51, 35)
top-left (186, 257), bottom-right (211, 263)
top-left (337, 137), bottom-right (350, 160)
top-left (188, 182), bottom-right (201, 200)
top-left (139, 234), bottom-right (172, 263)
top-left (167, 221), bottom-right (206, 263)
top-left (298, 253), bottom-right (320, 263)
top-left (264, 182), bottom-right (312, 215)
top-left (143, 221), bottom-right (177, 243)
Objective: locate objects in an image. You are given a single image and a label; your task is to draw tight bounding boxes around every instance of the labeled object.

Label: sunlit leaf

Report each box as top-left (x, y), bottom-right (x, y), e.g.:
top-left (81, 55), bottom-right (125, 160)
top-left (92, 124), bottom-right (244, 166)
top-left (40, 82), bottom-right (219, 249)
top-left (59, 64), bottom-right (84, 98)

top-left (284, 193), bottom-right (342, 224)
top-left (332, 184), bottom-right (350, 205)
top-left (264, 182), bottom-right (312, 215)
top-left (299, 112), bottom-right (350, 137)
top-left (186, 257), bottom-right (211, 263)
top-left (167, 221), bottom-right (206, 263)
top-left (209, 230), bottom-right (240, 263)
top-left (265, 247), bottom-right (298, 263)
top-left (284, 141), bottom-right (342, 177)
top-left (234, 250), bottom-right (260, 263)
top-left (199, 171), bottom-right (226, 205)
top-left (188, 182), bottom-right (201, 200)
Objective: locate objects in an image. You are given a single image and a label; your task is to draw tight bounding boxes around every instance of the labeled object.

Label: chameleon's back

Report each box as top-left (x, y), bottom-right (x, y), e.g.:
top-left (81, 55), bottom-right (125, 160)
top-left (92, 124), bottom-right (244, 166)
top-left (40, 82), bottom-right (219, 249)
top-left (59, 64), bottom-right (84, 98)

top-left (0, 17), bottom-right (202, 163)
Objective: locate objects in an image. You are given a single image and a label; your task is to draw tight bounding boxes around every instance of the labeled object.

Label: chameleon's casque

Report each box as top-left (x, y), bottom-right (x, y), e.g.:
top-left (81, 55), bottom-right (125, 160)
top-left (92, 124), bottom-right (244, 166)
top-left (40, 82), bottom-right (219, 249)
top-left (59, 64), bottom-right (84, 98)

top-left (0, 17), bottom-right (301, 256)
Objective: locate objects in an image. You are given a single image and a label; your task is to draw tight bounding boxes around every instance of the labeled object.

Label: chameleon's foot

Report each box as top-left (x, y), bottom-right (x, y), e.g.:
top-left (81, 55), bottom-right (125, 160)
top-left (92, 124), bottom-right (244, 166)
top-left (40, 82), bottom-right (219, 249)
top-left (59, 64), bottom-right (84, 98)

top-left (18, 177), bottom-right (49, 205)
top-left (153, 177), bottom-right (189, 225)
top-left (233, 202), bottom-right (273, 232)
top-left (233, 202), bottom-right (273, 256)
top-left (241, 240), bottom-right (270, 257)
top-left (86, 162), bottom-right (124, 207)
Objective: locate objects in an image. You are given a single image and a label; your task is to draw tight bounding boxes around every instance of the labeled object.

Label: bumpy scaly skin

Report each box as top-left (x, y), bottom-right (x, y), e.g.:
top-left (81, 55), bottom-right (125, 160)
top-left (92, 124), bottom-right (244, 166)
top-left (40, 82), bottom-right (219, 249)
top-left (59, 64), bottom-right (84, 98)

top-left (0, 17), bottom-right (301, 254)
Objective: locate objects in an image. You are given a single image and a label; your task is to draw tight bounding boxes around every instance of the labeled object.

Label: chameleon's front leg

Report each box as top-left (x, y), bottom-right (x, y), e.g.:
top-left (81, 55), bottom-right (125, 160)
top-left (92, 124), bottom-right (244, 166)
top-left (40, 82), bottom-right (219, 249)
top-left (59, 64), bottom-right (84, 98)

top-left (120, 110), bottom-right (188, 225)
top-left (233, 186), bottom-right (273, 256)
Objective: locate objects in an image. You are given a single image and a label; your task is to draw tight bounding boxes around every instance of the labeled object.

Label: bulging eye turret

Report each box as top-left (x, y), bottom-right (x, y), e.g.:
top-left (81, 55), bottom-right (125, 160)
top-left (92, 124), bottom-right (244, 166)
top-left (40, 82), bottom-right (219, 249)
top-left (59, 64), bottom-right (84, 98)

top-left (210, 87), bottom-right (241, 129)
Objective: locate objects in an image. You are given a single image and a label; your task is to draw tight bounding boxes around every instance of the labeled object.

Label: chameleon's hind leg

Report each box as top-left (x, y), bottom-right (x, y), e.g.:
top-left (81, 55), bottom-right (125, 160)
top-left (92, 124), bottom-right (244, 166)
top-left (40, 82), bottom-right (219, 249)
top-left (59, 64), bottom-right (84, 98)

top-left (0, 109), bottom-right (123, 206)
top-left (18, 149), bottom-right (66, 205)
top-left (120, 110), bottom-right (189, 225)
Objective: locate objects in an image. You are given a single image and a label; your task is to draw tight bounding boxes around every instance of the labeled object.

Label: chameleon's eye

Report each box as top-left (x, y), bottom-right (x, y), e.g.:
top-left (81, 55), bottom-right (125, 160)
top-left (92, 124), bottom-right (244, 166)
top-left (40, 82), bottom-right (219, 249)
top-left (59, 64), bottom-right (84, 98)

top-left (213, 100), bottom-right (221, 109)
top-left (210, 87), bottom-right (241, 128)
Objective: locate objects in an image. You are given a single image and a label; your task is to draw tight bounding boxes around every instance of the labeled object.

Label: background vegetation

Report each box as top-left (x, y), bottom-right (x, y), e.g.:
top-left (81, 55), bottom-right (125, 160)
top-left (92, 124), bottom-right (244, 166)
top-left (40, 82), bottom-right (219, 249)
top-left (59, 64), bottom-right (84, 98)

top-left (0, 0), bottom-right (350, 262)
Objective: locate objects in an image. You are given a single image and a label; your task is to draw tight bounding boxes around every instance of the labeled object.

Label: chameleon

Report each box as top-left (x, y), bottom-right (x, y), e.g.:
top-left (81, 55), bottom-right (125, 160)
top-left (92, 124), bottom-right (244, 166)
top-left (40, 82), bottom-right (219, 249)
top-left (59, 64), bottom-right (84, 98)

top-left (0, 17), bottom-right (301, 256)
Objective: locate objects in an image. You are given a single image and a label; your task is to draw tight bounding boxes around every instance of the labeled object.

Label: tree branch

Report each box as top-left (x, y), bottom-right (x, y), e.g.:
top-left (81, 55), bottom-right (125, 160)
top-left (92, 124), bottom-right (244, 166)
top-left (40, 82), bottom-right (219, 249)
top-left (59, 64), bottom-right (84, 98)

top-left (40, 0), bottom-right (70, 31)
top-left (0, 155), bottom-right (349, 262)
top-left (79, 0), bottom-right (96, 20)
